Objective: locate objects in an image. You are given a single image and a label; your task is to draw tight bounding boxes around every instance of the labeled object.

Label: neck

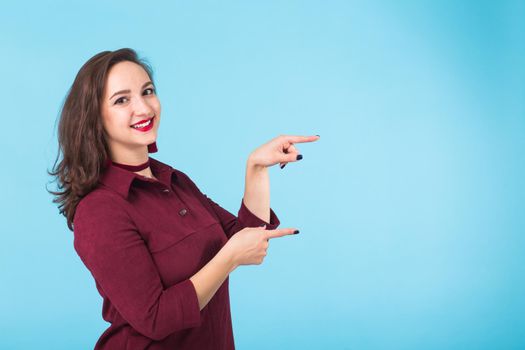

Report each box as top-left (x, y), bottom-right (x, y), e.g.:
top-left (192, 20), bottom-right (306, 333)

top-left (107, 143), bottom-right (157, 179)
top-left (110, 160), bottom-right (156, 179)
top-left (108, 142), bottom-right (150, 165)
top-left (134, 167), bottom-right (155, 179)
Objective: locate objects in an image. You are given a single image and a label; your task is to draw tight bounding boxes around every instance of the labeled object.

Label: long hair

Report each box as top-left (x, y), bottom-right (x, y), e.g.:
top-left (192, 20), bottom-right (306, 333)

top-left (47, 48), bottom-right (155, 231)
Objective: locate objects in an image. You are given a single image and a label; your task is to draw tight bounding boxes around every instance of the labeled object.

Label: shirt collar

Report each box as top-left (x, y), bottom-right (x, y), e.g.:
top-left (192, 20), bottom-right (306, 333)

top-left (99, 156), bottom-right (177, 199)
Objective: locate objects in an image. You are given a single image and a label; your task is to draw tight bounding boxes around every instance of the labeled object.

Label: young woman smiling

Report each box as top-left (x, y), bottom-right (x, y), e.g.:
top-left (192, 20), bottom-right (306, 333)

top-left (48, 48), bottom-right (319, 350)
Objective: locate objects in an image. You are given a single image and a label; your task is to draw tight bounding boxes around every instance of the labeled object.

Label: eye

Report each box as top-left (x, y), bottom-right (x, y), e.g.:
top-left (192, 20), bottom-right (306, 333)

top-left (115, 97), bottom-right (128, 105)
top-left (143, 87), bottom-right (156, 95)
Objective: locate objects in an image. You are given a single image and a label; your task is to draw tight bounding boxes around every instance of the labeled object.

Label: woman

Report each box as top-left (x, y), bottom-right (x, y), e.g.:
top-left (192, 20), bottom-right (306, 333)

top-left (48, 48), bottom-right (319, 349)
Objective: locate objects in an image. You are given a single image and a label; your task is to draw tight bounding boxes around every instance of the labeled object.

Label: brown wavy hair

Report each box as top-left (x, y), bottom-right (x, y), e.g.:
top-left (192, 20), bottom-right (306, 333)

top-left (47, 48), bottom-right (155, 231)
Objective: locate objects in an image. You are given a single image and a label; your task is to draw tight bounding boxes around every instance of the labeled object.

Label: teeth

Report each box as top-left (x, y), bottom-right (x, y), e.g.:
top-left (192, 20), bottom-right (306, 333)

top-left (132, 119), bottom-right (152, 129)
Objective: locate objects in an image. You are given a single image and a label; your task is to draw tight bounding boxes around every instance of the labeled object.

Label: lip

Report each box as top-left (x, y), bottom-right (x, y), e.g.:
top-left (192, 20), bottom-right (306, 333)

top-left (130, 116), bottom-right (155, 132)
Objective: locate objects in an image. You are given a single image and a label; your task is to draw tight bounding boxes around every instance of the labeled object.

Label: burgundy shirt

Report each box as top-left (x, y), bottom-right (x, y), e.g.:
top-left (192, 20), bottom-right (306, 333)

top-left (73, 157), bottom-right (280, 349)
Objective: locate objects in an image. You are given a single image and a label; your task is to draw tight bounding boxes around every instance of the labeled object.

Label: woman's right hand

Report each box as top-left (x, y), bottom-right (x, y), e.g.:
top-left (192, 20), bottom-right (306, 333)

top-left (224, 225), bottom-right (299, 267)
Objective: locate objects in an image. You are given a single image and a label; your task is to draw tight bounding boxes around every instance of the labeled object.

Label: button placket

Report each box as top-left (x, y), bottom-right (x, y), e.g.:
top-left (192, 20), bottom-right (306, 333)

top-left (164, 185), bottom-right (188, 217)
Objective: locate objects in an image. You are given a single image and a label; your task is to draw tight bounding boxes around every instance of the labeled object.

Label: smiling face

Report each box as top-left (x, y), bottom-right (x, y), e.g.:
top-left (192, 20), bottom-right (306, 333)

top-left (101, 60), bottom-right (161, 160)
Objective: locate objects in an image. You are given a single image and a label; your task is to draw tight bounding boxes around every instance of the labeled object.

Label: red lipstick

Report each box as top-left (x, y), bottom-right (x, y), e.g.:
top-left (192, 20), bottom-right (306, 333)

top-left (130, 116), bottom-right (154, 132)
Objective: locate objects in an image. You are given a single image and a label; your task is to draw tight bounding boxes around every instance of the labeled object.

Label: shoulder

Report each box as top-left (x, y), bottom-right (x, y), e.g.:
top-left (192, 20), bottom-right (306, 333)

top-left (73, 187), bottom-right (137, 253)
top-left (171, 167), bottom-right (192, 183)
top-left (74, 188), bottom-right (129, 227)
top-left (150, 157), bottom-right (199, 189)
top-left (171, 167), bottom-right (205, 195)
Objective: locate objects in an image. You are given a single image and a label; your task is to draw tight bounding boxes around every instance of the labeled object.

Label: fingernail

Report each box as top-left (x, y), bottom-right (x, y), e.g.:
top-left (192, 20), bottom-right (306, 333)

top-left (316, 134), bottom-right (320, 137)
top-left (293, 230), bottom-right (300, 234)
top-left (280, 163), bottom-right (287, 169)
top-left (296, 154), bottom-right (303, 161)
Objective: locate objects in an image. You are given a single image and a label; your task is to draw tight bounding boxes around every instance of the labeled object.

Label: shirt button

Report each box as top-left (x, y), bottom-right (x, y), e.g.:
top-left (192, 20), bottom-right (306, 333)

top-left (162, 188), bottom-right (170, 193)
top-left (179, 208), bottom-right (188, 216)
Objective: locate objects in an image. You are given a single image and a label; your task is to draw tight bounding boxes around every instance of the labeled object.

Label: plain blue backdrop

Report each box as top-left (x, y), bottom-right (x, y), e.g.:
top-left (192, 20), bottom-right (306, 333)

top-left (1, 1), bottom-right (524, 349)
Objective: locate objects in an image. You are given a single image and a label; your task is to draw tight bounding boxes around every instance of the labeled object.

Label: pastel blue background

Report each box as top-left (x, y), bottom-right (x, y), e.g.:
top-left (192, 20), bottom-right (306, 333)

top-left (1, 1), bottom-right (524, 349)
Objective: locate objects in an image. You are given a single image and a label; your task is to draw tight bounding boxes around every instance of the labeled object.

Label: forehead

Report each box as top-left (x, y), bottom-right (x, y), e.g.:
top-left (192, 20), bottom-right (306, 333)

top-left (104, 61), bottom-right (150, 94)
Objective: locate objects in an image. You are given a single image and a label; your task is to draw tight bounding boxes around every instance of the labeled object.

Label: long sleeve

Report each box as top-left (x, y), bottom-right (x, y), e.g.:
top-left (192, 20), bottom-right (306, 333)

top-left (176, 170), bottom-right (280, 239)
top-left (204, 195), bottom-right (280, 239)
top-left (73, 193), bottom-right (202, 341)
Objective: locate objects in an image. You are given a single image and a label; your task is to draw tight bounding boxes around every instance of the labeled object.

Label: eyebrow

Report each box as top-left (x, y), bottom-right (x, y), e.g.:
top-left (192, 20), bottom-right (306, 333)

top-left (109, 81), bottom-right (154, 100)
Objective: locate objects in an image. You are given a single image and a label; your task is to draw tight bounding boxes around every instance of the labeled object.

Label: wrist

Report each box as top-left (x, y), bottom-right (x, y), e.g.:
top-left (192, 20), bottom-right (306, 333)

top-left (246, 156), bottom-right (266, 173)
top-left (219, 243), bottom-right (238, 273)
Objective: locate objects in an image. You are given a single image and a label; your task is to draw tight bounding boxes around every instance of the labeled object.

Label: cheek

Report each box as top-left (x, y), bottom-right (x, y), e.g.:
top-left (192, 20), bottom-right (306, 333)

top-left (103, 109), bottom-right (132, 136)
top-left (100, 114), bottom-right (112, 136)
top-left (153, 99), bottom-right (161, 115)
top-left (151, 100), bottom-right (161, 126)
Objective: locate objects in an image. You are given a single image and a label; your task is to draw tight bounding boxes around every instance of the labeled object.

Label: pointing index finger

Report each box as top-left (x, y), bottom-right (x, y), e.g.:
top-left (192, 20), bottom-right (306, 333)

top-left (264, 228), bottom-right (300, 240)
top-left (284, 135), bottom-right (320, 144)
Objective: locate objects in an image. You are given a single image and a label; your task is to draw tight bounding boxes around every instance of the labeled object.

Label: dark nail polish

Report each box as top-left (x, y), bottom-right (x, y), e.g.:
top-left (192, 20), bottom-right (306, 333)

top-left (280, 163), bottom-right (287, 169)
top-left (316, 134), bottom-right (320, 137)
top-left (293, 230), bottom-right (300, 234)
top-left (296, 154), bottom-right (303, 160)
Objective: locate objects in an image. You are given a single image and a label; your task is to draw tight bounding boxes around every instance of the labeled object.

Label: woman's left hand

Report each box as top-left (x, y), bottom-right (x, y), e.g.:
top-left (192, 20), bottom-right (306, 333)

top-left (248, 134), bottom-right (320, 169)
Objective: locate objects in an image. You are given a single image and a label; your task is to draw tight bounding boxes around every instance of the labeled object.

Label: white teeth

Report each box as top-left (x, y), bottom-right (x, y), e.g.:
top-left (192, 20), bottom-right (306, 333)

top-left (131, 119), bottom-right (152, 129)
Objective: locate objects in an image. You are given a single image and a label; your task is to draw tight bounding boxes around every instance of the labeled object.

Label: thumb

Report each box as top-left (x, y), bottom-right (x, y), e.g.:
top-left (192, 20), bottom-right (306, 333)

top-left (286, 153), bottom-right (302, 162)
top-left (264, 228), bottom-right (300, 240)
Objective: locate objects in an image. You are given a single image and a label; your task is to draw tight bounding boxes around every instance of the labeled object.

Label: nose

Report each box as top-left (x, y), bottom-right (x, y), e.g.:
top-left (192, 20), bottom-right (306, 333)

top-left (132, 95), bottom-right (154, 118)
